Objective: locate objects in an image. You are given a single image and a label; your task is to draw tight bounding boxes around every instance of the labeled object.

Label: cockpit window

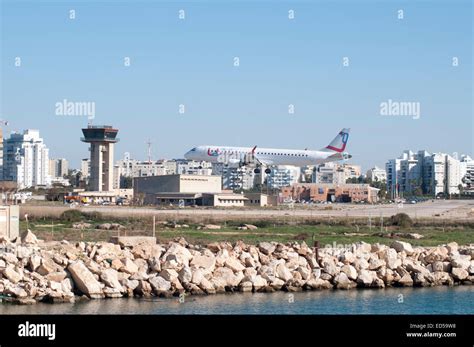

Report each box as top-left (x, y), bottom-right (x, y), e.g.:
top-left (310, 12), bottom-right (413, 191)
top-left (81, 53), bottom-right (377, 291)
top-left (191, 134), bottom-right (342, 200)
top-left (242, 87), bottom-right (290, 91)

top-left (190, 147), bottom-right (197, 152)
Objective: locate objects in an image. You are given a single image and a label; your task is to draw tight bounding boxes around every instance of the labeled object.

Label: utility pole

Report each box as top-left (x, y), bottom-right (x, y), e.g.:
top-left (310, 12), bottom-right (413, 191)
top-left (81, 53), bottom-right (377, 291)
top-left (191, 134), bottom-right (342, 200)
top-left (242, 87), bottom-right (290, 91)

top-left (152, 215), bottom-right (156, 238)
top-left (146, 139), bottom-right (152, 164)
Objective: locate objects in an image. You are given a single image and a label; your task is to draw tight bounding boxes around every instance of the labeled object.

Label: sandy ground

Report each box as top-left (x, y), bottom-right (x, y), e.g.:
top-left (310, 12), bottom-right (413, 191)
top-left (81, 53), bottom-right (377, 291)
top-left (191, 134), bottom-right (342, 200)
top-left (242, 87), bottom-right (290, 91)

top-left (21, 200), bottom-right (474, 222)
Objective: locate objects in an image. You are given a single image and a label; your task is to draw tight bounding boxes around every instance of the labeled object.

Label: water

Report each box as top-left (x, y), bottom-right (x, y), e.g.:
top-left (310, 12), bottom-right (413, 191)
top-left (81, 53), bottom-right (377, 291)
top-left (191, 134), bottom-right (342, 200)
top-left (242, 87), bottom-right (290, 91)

top-left (1, 286), bottom-right (472, 315)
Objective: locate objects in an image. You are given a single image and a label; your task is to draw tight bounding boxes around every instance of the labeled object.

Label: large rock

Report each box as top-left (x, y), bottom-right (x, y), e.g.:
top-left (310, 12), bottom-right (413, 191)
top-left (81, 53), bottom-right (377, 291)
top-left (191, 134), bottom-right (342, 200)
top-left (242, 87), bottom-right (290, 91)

top-left (446, 242), bottom-right (458, 254)
top-left (368, 258), bottom-right (385, 270)
top-left (2, 252), bottom-right (18, 264)
top-left (397, 273), bottom-right (414, 287)
top-left (322, 261), bottom-right (339, 277)
top-left (147, 256), bottom-right (161, 273)
top-left (67, 261), bottom-right (103, 298)
top-left (423, 247), bottom-right (449, 263)
top-left (28, 255), bottom-right (42, 272)
top-left (203, 224), bottom-right (221, 230)
top-left (341, 264), bottom-right (357, 280)
top-left (213, 267), bottom-right (242, 287)
top-left (390, 241), bottom-right (414, 255)
top-left (451, 256), bottom-right (470, 270)
top-left (21, 230), bottom-right (38, 244)
top-left (357, 269), bottom-right (376, 287)
top-left (198, 277), bottom-right (216, 294)
top-left (16, 245), bottom-right (32, 259)
top-left (190, 254), bottom-right (216, 273)
top-left (276, 263), bottom-right (293, 282)
top-left (406, 263), bottom-right (429, 275)
top-left (3, 265), bottom-right (22, 283)
top-left (149, 276), bottom-right (171, 294)
top-left (110, 236), bottom-right (156, 248)
top-left (5, 285), bottom-right (28, 298)
top-left (100, 268), bottom-right (124, 292)
top-left (451, 267), bottom-right (468, 281)
top-left (334, 272), bottom-right (356, 289)
top-left (225, 258), bottom-right (245, 272)
top-left (163, 243), bottom-right (193, 267)
top-left (178, 266), bottom-right (192, 283)
top-left (160, 269), bottom-right (179, 282)
top-left (306, 278), bottom-right (333, 290)
top-left (258, 242), bottom-right (276, 255)
top-left (381, 248), bottom-right (401, 270)
top-left (341, 252), bottom-right (355, 264)
top-left (431, 261), bottom-right (444, 272)
top-left (353, 257), bottom-right (369, 270)
top-left (251, 275), bottom-right (267, 290)
top-left (191, 268), bottom-right (204, 285)
top-left (45, 271), bottom-right (68, 283)
top-left (37, 258), bottom-right (62, 276)
top-left (121, 258), bottom-right (139, 274)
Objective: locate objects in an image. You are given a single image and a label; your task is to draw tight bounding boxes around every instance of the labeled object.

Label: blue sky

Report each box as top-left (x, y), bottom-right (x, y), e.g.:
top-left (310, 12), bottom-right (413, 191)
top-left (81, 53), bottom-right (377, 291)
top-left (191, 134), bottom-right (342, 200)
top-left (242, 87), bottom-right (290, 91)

top-left (1, 0), bottom-right (472, 170)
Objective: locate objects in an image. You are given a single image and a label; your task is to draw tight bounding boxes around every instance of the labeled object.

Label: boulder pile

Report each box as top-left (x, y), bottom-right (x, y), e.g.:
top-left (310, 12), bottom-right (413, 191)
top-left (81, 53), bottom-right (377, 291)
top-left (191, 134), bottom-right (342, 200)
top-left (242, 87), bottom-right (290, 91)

top-left (0, 232), bottom-right (473, 304)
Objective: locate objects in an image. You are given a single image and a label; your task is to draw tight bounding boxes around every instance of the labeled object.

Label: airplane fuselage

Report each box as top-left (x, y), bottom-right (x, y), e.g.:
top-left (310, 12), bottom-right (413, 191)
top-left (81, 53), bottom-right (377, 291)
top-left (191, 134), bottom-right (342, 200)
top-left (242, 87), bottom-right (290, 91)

top-left (184, 145), bottom-right (344, 167)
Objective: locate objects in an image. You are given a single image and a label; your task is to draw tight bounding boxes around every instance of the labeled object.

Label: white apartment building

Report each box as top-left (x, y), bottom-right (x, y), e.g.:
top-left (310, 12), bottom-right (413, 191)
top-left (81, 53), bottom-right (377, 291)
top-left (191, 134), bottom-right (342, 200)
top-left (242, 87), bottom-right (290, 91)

top-left (313, 162), bottom-right (361, 184)
top-left (386, 149), bottom-right (470, 197)
top-left (266, 165), bottom-right (300, 189)
top-left (366, 166), bottom-right (387, 182)
top-left (175, 159), bottom-right (212, 175)
top-left (460, 155), bottom-right (474, 192)
top-left (114, 154), bottom-right (212, 188)
top-left (2, 129), bottom-right (51, 189)
top-left (212, 163), bottom-right (256, 190)
top-left (80, 158), bottom-right (90, 178)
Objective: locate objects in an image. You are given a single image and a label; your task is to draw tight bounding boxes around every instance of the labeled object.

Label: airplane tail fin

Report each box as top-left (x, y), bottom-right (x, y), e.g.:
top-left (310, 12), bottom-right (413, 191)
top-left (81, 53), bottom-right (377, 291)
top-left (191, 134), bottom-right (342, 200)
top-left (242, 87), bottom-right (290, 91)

top-left (321, 128), bottom-right (350, 152)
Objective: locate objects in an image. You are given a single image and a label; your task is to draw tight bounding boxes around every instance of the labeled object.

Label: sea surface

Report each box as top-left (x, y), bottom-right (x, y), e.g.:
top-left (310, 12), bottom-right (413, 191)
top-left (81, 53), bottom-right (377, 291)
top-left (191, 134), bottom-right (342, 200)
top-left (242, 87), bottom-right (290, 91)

top-left (0, 286), bottom-right (473, 315)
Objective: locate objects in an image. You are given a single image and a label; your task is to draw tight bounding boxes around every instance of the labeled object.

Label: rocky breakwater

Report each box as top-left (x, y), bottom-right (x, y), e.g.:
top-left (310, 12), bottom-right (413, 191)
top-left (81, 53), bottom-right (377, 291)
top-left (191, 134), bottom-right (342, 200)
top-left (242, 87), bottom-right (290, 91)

top-left (0, 231), bottom-right (473, 304)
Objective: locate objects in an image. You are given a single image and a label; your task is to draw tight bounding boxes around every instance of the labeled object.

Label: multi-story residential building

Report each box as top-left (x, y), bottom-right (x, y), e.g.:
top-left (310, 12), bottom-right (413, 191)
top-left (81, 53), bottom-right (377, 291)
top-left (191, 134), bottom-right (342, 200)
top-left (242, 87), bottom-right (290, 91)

top-left (386, 149), bottom-right (470, 197)
top-left (80, 158), bottom-right (90, 178)
top-left (2, 129), bottom-right (51, 188)
top-left (115, 154), bottom-right (212, 185)
top-left (175, 159), bottom-right (212, 175)
top-left (49, 158), bottom-right (69, 178)
top-left (266, 165), bottom-right (300, 189)
top-left (212, 163), bottom-right (256, 190)
top-left (460, 155), bottom-right (474, 192)
top-left (422, 152), bottom-right (445, 195)
top-left (314, 162), bottom-right (361, 184)
top-left (116, 152), bottom-right (172, 178)
top-left (366, 166), bottom-right (387, 182)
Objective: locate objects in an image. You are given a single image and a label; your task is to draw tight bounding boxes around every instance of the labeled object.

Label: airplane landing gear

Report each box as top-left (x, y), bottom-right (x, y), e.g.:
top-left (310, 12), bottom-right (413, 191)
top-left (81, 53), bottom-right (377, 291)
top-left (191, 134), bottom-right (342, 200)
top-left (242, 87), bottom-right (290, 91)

top-left (265, 168), bottom-right (271, 174)
top-left (254, 168), bottom-right (261, 174)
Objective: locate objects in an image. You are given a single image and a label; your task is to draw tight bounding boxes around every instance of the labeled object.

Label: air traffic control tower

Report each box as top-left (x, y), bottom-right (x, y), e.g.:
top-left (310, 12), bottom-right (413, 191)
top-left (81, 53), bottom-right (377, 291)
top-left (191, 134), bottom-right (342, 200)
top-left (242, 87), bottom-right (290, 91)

top-left (81, 125), bottom-right (119, 191)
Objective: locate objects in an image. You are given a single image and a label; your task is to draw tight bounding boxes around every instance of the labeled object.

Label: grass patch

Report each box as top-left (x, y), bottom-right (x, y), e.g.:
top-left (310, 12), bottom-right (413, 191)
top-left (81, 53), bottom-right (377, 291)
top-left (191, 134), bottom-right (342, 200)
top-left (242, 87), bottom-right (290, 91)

top-left (20, 218), bottom-right (474, 247)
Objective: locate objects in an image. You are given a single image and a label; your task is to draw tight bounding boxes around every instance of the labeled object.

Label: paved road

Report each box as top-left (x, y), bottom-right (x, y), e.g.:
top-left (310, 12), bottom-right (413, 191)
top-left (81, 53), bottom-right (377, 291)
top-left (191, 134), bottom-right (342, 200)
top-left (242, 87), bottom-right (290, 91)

top-left (22, 200), bottom-right (474, 221)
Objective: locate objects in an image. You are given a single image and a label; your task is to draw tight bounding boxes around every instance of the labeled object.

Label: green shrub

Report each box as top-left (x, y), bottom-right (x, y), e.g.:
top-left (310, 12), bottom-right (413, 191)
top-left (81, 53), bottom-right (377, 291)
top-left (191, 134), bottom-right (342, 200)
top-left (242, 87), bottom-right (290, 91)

top-left (390, 213), bottom-right (413, 228)
top-left (83, 211), bottom-right (103, 221)
top-left (60, 210), bottom-right (84, 222)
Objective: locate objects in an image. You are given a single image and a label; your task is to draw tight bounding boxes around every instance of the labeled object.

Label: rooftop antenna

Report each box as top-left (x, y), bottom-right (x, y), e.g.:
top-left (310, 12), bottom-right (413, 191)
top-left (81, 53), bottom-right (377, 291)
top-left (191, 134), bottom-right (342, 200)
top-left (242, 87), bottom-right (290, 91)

top-left (146, 139), bottom-right (152, 164)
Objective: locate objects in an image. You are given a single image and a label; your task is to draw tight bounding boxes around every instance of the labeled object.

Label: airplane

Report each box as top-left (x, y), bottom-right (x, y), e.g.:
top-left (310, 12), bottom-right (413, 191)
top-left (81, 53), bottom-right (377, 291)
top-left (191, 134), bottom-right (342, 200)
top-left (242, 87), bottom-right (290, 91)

top-left (184, 128), bottom-right (352, 174)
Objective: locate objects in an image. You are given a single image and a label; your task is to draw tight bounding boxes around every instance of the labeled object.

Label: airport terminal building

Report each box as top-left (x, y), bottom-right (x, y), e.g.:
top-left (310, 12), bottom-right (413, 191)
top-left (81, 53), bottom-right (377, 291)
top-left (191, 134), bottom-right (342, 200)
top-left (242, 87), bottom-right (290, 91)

top-left (133, 174), bottom-right (274, 207)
